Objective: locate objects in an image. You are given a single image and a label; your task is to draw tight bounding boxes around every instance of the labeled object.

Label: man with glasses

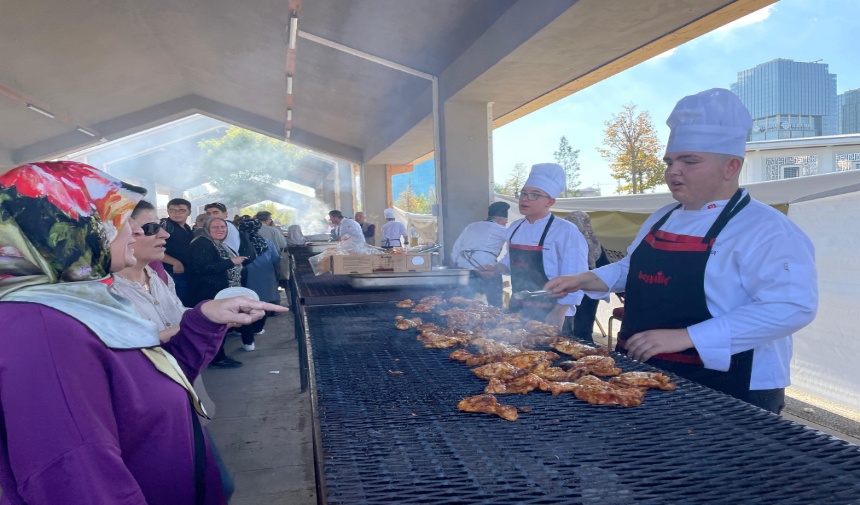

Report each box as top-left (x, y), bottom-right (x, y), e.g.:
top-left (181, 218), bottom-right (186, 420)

top-left (160, 198), bottom-right (195, 306)
top-left (479, 163), bottom-right (587, 329)
top-left (204, 202), bottom-right (241, 253)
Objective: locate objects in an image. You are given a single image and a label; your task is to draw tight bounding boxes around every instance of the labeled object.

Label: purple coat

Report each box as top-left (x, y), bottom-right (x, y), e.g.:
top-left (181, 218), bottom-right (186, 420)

top-left (0, 302), bottom-right (228, 504)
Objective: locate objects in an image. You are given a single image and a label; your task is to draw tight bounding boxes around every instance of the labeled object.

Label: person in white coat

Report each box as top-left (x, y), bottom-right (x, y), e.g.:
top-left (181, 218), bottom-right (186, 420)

top-left (380, 208), bottom-right (407, 248)
top-left (451, 202), bottom-right (510, 307)
top-left (328, 210), bottom-right (365, 244)
top-left (480, 163), bottom-right (588, 328)
top-left (545, 88), bottom-right (818, 414)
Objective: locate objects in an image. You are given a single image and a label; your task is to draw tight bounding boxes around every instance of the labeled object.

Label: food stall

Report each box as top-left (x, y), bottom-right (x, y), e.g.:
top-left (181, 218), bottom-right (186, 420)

top-left (287, 247), bottom-right (860, 504)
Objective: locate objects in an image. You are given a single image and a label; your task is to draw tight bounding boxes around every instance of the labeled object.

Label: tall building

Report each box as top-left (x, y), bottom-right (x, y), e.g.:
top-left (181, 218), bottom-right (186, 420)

top-left (838, 88), bottom-right (860, 135)
top-left (731, 58), bottom-right (838, 141)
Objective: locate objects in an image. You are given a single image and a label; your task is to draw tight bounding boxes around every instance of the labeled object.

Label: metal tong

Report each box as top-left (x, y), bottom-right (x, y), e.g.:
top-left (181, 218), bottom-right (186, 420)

top-left (511, 289), bottom-right (553, 300)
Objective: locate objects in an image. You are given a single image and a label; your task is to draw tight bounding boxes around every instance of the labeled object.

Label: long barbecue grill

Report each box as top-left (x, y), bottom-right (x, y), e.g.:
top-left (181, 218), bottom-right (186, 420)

top-left (305, 303), bottom-right (860, 504)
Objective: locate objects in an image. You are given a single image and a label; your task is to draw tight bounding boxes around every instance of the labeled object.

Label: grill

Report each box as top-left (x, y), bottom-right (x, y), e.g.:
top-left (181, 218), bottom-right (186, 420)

top-left (306, 304), bottom-right (860, 504)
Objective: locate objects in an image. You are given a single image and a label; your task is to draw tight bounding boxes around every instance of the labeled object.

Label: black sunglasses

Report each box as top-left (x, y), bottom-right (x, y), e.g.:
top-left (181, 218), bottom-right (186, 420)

top-left (140, 222), bottom-right (164, 236)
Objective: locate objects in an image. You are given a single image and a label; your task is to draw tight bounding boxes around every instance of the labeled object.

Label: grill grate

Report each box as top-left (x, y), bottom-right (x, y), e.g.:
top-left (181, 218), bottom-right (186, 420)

top-left (306, 304), bottom-right (860, 504)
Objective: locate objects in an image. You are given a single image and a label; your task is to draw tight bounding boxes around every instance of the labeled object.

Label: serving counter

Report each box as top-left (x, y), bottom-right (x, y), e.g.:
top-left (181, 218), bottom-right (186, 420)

top-left (304, 303), bottom-right (860, 504)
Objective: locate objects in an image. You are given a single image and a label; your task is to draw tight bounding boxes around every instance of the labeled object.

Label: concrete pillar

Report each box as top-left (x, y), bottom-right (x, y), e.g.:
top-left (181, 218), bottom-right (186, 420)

top-left (362, 164), bottom-right (387, 242)
top-left (336, 160), bottom-right (355, 216)
top-left (437, 101), bottom-right (494, 264)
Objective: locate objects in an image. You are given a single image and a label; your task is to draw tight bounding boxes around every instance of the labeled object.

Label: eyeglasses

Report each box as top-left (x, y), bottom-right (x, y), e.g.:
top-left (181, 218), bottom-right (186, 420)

top-left (517, 190), bottom-right (550, 201)
top-left (140, 222), bottom-right (164, 236)
top-left (167, 208), bottom-right (189, 214)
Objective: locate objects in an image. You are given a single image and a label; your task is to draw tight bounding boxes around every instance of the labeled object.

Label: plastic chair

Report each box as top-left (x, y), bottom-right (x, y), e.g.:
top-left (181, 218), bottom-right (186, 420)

top-left (607, 293), bottom-right (625, 350)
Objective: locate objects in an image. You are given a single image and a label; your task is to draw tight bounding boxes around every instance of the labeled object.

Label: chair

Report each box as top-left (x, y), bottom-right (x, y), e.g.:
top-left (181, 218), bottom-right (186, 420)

top-left (607, 293), bottom-right (625, 350)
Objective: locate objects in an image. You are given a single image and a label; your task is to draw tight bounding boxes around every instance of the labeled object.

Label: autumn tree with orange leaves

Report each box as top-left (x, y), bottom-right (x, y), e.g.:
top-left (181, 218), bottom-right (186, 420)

top-left (597, 104), bottom-right (665, 194)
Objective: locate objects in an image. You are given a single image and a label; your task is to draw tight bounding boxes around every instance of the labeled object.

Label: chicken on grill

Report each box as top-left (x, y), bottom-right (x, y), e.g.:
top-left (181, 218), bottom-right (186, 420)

top-left (484, 374), bottom-right (547, 395)
top-left (549, 339), bottom-right (610, 359)
top-left (395, 299), bottom-right (415, 308)
top-left (560, 355), bottom-right (622, 377)
top-left (394, 316), bottom-right (422, 330)
top-left (457, 394), bottom-right (518, 421)
top-left (471, 362), bottom-right (528, 381)
top-left (609, 372), bottom-right (677, 391)
top-left (571, 375), bottom-right (645, 407)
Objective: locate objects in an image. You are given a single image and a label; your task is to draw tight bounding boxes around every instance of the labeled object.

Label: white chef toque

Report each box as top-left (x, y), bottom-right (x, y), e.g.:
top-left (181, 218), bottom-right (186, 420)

top-left (523, 163), bottom-right (566, 199)
top-left (383, 208), bottom-right (396, 219)
top-left (665, 88), bottom-right (752, 158)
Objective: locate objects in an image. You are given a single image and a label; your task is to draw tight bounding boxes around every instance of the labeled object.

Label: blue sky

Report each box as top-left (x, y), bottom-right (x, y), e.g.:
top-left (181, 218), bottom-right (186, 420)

top-left (492, 0), bottom-right (860, 195)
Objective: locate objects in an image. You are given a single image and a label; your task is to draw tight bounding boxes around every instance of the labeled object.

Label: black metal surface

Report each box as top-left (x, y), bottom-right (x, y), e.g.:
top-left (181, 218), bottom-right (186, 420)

top-left (306, 304), bottom-right (860, 505)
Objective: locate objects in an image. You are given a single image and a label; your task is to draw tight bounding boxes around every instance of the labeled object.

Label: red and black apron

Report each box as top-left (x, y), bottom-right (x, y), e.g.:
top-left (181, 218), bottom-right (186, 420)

top-left (508, 215), bottom-right (556, 322)
top-left (617, 189), bottom-right (755, 402)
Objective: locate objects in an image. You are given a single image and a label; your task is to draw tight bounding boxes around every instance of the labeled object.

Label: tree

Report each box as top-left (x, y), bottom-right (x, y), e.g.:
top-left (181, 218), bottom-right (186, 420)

top-left (597, 104), bottom-right (665, 194)
top-left (553, 136), bottom-right (581, 197)
top-left (498, 162), bottom-right (528, 196)
top-left (198, 127), bottom-right (304, 206)
top-left (241, 201), bottom-right (295, 226)
top-left (394, 179), bottom-right (432, 214)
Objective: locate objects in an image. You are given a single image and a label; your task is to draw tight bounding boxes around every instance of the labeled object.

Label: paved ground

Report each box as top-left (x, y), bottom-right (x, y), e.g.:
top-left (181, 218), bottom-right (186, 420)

top-left (203, 297), bottom-right (859, 504)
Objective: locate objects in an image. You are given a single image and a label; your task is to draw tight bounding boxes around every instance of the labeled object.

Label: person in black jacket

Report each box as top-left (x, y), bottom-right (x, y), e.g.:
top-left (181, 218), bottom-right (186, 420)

top-left (188, 217), bottom-right (250, 368)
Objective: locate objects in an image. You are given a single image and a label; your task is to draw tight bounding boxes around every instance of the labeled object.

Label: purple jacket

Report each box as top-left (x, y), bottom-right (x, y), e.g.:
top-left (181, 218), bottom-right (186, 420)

top-left (0, 302), bottom-right (228, 504)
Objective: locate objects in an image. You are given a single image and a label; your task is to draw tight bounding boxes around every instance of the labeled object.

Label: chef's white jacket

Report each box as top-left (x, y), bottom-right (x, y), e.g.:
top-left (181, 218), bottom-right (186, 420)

top-left (451, 220), bottom-right (507, 268)
top-left (335, 218), bottom-right (366, 244)
top-left (381, 221), bottom-right (407, 246)
top-left (588, 191), bottom-right (818, 390)
top-left (499, 213), bottom-right (588, 314)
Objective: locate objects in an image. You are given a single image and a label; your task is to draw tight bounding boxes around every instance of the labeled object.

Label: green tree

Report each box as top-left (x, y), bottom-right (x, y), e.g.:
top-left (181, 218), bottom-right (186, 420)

top-left (198, 127), bottom-right (304, 206)
top-left (241, 201), bottom-right (296, 226)
top-left (553, 136), bottom-right (581, 197)
top-left (597, 103), bottom-right (664, 194)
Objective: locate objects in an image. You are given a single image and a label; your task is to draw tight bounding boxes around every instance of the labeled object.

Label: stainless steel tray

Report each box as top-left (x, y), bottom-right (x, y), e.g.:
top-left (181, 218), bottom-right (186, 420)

top-left (347, 268), bottom-right (471, 290)
top-left (306, 241), bottom-right (337, 254)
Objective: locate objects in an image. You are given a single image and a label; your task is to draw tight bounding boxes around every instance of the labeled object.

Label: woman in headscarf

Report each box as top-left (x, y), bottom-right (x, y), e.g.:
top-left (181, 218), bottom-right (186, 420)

top-left (235, 218), bottom-right (281, 350)
top-left (193, 212), bottom-right (210, 236)
top-left (563, 211), bottom-right (610, 340)
top-left (188, 216), bottom-right (250, 368)
top-left (0, 161), bottom-right (285, 504)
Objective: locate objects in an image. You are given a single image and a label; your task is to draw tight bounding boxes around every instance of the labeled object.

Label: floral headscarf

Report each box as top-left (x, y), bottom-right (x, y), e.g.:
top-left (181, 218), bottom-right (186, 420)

top-left (238, 217), bottom-right (269, 255)
top-left (564, 211), bottom-right (602, 269)
top-left (0, 161), bottom-right (145, 294)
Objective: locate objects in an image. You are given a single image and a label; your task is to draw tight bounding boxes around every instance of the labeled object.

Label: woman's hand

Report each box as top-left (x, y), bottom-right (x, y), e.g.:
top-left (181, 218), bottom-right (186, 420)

top-left (158, 326), bottom-right (181, 342)
top-left (201, 297), bottom-right (288, 327)
top-left (230, 256), bottom-right (248, 266)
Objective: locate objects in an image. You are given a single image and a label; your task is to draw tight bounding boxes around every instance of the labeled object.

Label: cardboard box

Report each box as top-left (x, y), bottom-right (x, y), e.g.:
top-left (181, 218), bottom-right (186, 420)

top-left (330, 253), bottom-right (432, 275)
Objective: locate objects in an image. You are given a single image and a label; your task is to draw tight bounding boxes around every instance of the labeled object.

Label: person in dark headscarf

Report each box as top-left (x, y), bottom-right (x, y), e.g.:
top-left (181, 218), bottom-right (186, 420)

top-left (235, 218), bottom-right (281, 350)
top-left (0, 161), bottom-right (285, 504)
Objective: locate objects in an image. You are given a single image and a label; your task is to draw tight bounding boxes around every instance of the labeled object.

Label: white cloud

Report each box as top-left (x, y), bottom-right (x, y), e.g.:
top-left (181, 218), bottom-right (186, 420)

top-left (649, 47), bottom-right (677, 61)
top-left (714, 5), bottom-right (774, 34)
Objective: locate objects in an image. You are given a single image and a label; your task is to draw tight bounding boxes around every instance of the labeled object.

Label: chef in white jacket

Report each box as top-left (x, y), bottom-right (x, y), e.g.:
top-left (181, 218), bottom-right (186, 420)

top-left (451, 202), bottom-right (510, 307)
top-left (545, 88), bottom-right (818, 413)
top-left (380, 208), bottom-right (407, 248)
top-left (328, 210), bottom-right (365, 244)
top-left (480, 163), bottom-right (588, 328)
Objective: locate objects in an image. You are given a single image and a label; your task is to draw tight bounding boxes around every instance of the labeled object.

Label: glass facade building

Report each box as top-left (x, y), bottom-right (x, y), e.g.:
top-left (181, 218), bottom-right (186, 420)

top-left (731, 59), bottom-right (838, 141)
top-left (838, 89), bottom-right (860, 135)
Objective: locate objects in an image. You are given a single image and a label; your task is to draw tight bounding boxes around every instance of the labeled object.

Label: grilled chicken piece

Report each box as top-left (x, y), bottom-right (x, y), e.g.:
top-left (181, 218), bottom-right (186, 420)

top-left (457, 394), bottom-right (518, 421)
top-left (501, 354), bottom-right (552, 372)
top-left (532, 365), bottom-right (585, 383)
top-left (524, 320), bottom-right (560, 337)
top-left (418, 295), bottom-right (446, 306)
top-left (395, 299), bottom-right (415, 308)
top-left (549, 339), bottom-right (610, 359)
top-left (471, 362), bottom-right (527, 380)
top-left (394, 316), bottom-right (422, 330)
top-left (470, 339), bottom-right (521, 356)
top-left (560, 355), bottom-right (622, 377)
top-left (570, 378), bottom-right (646, 407)
top-left (411, 303), bottom-right (434, 313)
top-left (483, 374), bottom-right (547, 395)
top-left (610, 372), bottom-right (677, 391)
top-left (449, 349), bottom-right (474, 362)
top-left (416, 322), bottom-right (441, 332)
top-left (538, 381), bottom-right (581, 396)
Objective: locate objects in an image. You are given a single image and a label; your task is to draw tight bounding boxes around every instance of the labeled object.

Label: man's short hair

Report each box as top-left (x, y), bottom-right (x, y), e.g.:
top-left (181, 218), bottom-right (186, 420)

top-left (205, 202), bottom-right (227, 213)
top-left (167, 198), bottom-right (191, 209)
top-left (255, 211), bottom-right (273, 221)
top-left (329, 210), bottom-right (343, 219)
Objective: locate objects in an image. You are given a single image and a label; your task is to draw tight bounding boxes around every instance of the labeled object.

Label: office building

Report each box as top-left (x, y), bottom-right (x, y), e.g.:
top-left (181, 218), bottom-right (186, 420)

top-left (838, 88), bottom-right (860, 135)
top-left (731, 59), bottom-right (838, 141)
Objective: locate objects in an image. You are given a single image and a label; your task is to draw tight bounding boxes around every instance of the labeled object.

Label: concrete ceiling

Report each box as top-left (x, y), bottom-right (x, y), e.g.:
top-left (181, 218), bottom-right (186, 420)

top-left (0, 0), bottom-right (774, 169)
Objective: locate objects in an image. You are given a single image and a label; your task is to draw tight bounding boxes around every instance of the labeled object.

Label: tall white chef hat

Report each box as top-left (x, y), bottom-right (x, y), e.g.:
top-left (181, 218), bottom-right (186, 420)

top-left (665, 88), bottom-right (752, 158)
top-left (383, 208), bottom-right (396, 219)
top-left (523, 163), bottom-right (565, 199)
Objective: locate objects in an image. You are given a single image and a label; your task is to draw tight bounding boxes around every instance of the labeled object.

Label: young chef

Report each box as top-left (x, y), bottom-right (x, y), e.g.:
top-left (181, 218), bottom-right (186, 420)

top-left (545, 88), bottom-right (818, 413)
top-left (450, 202), bottom-right (510, 307)
top-left (380, 208), bottom-right (407, 248)
top-left (480, 163), bottom-right (588, 328)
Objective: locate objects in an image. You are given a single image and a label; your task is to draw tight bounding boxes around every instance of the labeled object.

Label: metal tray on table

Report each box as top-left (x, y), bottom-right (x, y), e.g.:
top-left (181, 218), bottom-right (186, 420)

top-left (306, 241), bottom-right (337, 254)
top-left (347, 267), bottom-right (470, 290)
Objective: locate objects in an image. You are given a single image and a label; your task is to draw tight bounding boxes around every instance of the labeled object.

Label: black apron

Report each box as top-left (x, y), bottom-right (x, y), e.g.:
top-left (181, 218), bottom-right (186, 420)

top-left (617, 189), bottom-right (755, 402)
top-left (508, 215), bottom-right (556, 322)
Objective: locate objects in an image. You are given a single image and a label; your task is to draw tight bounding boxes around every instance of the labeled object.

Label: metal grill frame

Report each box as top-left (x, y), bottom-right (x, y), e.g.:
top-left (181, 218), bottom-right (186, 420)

top-left (305, 303), bottom-right (860, 505)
